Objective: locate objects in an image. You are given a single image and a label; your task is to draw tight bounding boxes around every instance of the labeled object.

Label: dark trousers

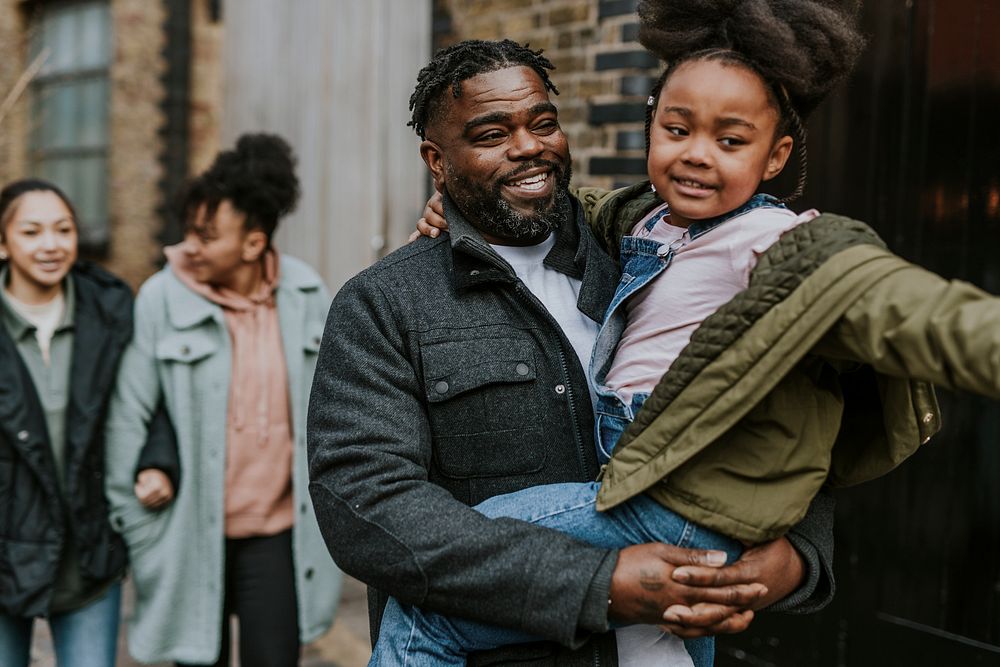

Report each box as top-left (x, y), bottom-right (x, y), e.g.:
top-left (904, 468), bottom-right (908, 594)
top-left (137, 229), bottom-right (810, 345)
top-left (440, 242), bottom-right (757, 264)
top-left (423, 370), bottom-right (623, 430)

top-left (178, 529), bottom-right (300, 667)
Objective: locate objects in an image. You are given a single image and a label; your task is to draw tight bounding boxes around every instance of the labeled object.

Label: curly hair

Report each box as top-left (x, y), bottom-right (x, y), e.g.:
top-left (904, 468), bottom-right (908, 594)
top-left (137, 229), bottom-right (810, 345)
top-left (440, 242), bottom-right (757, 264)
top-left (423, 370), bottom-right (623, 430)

top-left (178, 133), bottom-right (299, 243)
top-left (638, 0), bottom-right (866, 201)
top-left (408, 39), bottom-right (559, 140)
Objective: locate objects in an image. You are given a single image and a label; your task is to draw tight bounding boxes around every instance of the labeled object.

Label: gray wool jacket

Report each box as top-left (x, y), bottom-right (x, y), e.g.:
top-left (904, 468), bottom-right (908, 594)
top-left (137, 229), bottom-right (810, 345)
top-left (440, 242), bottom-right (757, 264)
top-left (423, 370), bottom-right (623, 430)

top-left (307, 194), bottom-right (835, 666)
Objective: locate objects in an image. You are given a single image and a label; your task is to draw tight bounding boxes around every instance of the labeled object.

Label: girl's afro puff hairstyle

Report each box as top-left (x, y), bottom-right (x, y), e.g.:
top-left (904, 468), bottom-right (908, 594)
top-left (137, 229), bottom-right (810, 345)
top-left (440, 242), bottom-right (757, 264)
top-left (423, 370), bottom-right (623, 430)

top-left (178, 133), bottom-right (300, 244)
top-left (637, 0), bottom-right (866, 119)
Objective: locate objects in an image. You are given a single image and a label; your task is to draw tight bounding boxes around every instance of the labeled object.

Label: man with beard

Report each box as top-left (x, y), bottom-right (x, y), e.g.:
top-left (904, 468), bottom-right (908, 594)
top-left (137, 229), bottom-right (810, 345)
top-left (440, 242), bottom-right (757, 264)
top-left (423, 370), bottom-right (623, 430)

top-left (307, 40), bottom-right (833, 666)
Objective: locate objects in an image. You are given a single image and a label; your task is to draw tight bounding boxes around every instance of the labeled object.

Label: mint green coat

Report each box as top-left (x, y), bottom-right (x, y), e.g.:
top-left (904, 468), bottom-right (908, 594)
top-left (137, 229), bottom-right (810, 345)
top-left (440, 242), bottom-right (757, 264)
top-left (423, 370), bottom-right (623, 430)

top-left (104, 255), bottom-right (341, 664)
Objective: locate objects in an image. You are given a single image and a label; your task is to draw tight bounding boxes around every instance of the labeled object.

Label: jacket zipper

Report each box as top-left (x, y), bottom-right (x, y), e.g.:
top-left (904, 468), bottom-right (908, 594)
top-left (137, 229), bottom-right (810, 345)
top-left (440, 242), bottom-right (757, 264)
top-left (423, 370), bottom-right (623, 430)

top-left (512, 283), bottom-right (592, 480)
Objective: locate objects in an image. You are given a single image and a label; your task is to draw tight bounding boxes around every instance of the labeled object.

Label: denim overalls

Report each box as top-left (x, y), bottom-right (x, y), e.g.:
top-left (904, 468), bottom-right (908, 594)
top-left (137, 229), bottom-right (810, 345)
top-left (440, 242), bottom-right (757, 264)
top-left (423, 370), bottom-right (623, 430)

top-left (589, 194), bottom-right (786, 464)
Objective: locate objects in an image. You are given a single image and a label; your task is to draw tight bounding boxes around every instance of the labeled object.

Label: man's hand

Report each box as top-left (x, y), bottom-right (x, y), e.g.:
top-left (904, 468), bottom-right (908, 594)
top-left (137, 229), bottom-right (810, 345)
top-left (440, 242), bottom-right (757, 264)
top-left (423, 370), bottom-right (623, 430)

top-left (134, 469), bottom-right (175, 509)
top-left (608, 543), bottom-right (768, 635)
top-left (661, 537), bottom-right (806, 638)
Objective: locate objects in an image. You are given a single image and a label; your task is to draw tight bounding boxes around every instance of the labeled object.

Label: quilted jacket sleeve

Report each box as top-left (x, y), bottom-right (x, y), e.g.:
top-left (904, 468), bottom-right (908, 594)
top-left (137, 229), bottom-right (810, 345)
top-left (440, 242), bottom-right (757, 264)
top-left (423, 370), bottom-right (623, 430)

top-left (817, 255), bottom-right (1000, 399)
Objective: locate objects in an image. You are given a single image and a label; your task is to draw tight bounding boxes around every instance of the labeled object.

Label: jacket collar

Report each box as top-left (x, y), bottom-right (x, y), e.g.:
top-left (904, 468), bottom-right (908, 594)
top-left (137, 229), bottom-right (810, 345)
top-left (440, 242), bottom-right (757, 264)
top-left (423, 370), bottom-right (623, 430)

top-left (164, 254), bottom-right (321, 330)
top-left (0, 266), bottom-right (76, 342)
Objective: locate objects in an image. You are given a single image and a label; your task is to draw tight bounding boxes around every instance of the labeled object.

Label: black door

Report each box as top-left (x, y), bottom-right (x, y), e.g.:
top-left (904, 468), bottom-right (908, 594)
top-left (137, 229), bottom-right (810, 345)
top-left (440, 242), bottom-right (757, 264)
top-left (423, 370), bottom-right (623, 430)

top-left (719, 1), bottom-right (1000, 664)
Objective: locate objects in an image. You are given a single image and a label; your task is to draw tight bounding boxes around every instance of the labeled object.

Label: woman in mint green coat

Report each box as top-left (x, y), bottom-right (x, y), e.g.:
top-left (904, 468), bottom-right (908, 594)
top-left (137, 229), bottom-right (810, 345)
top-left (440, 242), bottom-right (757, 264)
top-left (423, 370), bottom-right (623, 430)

top-left (104, 134), bottom-right (341, 665)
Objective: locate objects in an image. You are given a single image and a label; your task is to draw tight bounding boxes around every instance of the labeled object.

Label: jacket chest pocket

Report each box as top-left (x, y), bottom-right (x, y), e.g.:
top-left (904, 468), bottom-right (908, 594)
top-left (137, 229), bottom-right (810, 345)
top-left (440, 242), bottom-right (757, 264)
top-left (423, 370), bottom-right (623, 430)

top-left (155, 331), bottom-right (219, 365)
top-left (419, 336), bottom-right (544, 479)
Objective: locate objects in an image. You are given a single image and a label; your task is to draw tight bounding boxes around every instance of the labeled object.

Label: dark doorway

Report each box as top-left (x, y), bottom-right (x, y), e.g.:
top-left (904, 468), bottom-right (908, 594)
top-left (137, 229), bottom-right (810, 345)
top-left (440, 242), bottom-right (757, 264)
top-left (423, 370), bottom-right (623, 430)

top-left (718, 1), bottom-right (1000, 664)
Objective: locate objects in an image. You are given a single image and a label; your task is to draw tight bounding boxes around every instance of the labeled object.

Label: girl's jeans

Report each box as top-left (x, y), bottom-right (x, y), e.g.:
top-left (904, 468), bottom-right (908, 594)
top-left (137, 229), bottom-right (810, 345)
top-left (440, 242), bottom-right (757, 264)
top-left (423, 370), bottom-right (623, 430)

top-left (369, 394), bottom-right (743, 667)
top-left (0, 580), bottom-right (121, 667)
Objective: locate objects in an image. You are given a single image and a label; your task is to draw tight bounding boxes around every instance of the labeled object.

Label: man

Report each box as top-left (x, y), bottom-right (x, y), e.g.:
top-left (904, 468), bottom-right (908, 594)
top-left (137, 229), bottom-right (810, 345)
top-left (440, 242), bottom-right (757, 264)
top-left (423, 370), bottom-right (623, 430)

top-left (308, 40), bottom-right (834, 665)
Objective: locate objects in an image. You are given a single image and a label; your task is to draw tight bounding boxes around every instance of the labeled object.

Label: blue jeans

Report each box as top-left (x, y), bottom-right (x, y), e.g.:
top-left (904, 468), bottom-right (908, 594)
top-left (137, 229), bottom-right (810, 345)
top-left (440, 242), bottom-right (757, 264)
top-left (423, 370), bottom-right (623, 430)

top-left (0, 581), bottom-right (121, 667)
top-left (370, 397), bottom-right (742, 667)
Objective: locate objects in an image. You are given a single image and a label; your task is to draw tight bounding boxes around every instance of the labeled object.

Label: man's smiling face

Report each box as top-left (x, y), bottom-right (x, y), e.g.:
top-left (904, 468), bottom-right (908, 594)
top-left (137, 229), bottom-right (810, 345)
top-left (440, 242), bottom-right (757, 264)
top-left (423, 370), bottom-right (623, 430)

top-left (421, 66), bottom-right (572, 245)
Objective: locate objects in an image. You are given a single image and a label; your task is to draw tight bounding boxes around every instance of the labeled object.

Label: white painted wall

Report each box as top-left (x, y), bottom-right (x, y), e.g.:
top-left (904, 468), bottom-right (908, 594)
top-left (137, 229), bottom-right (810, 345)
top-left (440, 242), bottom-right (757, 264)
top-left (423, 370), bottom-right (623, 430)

top-left (222, 0), bottom-right (431, 292)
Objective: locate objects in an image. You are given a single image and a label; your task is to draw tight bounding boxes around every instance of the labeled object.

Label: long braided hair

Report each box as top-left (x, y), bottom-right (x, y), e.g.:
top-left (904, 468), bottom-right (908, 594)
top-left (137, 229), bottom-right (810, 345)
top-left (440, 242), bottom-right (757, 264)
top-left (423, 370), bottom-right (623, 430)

top-left (638, 0), bottom-right (866, 202)
top-left (408, 39), bottom-right (559, 140)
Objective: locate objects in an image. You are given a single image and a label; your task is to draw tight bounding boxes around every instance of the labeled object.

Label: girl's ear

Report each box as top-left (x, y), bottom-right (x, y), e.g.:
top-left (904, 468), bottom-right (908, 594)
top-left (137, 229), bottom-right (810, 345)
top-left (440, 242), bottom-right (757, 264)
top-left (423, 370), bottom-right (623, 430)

top-left (763, 135), bottom-right (794, 182)
top-left (420, 140), bottom-right (446, 191)
top-left (242, 229), bottom-right (269, 263)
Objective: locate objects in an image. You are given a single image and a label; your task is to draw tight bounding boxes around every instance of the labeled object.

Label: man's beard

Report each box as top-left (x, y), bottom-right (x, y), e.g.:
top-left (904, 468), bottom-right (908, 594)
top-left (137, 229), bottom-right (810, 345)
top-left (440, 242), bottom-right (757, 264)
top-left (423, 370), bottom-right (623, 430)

top-left (446, 160), bottom-right (573, 244)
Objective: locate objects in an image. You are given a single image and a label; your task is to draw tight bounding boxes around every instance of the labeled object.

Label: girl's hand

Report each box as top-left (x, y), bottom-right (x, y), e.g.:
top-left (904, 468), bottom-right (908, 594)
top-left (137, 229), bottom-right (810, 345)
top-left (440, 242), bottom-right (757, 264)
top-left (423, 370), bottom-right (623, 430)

top-left (134, 469), bottom-right (175, 509)
top-left (408, 191), bottom-right (449, 243)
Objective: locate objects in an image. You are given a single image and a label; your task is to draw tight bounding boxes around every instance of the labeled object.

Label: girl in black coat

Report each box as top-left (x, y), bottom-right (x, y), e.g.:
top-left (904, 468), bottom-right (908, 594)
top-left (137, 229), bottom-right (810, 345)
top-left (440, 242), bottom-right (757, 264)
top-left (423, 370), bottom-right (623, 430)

top-left (0, 179), bottom-right (139, 667)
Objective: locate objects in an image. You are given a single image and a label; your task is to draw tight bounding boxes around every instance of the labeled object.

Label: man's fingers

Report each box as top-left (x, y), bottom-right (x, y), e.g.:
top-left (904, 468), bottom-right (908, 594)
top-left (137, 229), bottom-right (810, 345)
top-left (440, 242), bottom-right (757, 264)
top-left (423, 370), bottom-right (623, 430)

top-left (661, 608), bottom-right (756, 638)
top-left (677, 582), bottom-right (767, 607)
top-left (653, 543), bottom-right (728, 567)
top-left (673, 560), bottom-right (755, 586)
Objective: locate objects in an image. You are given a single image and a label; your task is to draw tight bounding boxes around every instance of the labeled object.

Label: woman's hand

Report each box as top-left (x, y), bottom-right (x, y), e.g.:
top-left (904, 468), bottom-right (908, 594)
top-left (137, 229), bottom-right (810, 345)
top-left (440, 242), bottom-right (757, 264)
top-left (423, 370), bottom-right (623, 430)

top-left (134, 469), bottom-right (175, 509)
top-left (408, 191), bottom-right (449, 242)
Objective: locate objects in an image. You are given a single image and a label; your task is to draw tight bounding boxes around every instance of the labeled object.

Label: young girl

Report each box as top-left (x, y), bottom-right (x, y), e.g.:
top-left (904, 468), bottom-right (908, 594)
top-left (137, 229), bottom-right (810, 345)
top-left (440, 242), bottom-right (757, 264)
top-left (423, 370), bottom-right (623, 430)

top-left (103, 134), bottom-right (342, 666)
top-left (386, 0), bottom-right (1000, 665)
top-left (0, 179), bottom-right (132, 666)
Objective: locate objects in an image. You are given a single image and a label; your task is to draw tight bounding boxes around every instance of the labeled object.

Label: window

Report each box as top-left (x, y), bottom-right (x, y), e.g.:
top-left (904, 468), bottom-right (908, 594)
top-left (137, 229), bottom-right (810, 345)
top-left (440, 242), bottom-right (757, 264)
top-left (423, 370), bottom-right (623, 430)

top-left (28, 1), bottom-right (111, 249)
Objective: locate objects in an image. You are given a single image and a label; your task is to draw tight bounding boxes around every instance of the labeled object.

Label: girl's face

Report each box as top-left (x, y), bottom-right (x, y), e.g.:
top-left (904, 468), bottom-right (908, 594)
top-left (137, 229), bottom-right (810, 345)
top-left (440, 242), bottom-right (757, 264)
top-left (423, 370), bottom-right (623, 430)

top-left (0, 190), bottom-right (78, 299)
top-left (647, 59), bottom-right (793, 228)
top-left (182, 199), bottom-right (265, 287)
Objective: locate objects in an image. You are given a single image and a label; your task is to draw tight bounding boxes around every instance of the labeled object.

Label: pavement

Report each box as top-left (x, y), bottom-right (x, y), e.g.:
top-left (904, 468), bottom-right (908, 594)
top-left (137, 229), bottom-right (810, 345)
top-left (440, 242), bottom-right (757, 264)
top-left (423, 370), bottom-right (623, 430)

top-left (29, 575), bottom-right (372, 667)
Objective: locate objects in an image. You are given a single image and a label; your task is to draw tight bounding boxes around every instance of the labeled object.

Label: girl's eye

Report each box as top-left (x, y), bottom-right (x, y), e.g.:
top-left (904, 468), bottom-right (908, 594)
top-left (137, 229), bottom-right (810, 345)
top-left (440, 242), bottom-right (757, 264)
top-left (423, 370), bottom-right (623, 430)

top-left (720, 137), bottom-right (746, 147)
top-left (666, 126), bottom-right (688, 137)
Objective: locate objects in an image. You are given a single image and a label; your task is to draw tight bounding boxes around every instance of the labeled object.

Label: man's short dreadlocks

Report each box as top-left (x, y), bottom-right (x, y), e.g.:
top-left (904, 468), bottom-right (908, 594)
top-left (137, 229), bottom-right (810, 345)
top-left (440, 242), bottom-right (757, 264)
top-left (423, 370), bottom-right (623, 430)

top-left (408, 39), bottom-right (559, 140)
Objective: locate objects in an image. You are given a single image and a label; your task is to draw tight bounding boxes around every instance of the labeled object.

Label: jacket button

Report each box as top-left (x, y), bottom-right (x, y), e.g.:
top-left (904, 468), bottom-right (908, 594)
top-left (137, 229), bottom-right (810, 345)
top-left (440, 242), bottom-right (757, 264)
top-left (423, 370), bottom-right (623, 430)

top-left (17, 430), bottom-right (29, 441)
top-left (313, 336), bottom-right (322, 347)
top-left (434, 381), bottom-right (450, 395)
top-left (300, 503), bottom-right (308, 514)
top-left (305, 567), bottom-right (314, 580)
top-left (922, 413), bottom-right (934, 424)
top-left (515, 363), bottom-right (529, 376)
top-left (180, 345), bottom-right (190, 356)
top-left (115, 517), bottom-right (124, 529)
top-left (554, 384), bottom-right (566, 395)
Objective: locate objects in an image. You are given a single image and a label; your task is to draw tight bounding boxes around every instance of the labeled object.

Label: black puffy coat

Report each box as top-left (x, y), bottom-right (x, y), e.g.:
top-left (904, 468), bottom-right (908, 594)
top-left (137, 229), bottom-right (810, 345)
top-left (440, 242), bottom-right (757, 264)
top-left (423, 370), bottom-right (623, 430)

top-left (0, 262), bottom-right (132, 617)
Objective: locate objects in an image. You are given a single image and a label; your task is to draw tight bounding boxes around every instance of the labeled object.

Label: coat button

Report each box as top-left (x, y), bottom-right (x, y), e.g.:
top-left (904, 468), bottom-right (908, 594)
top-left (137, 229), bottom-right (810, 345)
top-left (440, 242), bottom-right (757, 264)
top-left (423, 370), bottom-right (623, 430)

top-left (305, 567), bottom-right (314, 580)
top-left (922, 413), bottom-right (934, 424)
top-left (115, 517), bottom-right (124, 529)
top-left (515, 363), bottom-right (529, 376)
top-left (312, 336), bottom-right (322, 347)
top-left (434, 381), bottom-right (450, 395)
top-left (300, 503), bottom-right (308, 515)
top-left (180, 345), bottom-right (190, 356)
top-left (554, 384), bottom-right (566, 395)
top-left (17, 430), bottom-right (29, 441)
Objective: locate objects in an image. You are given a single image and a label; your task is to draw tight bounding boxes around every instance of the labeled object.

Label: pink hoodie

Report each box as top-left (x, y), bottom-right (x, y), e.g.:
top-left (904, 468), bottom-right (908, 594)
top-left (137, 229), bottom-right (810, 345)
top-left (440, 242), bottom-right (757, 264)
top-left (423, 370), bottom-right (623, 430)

top-left (165, 245), bottom-right (294, 538)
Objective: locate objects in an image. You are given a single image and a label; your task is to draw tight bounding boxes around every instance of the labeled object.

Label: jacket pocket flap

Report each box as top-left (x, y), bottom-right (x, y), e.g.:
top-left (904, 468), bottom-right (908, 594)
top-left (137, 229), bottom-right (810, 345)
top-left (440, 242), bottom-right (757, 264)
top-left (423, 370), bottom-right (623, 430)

top-left (155, 332), bottom-right (218, 363)
top-left (422, 338), bottom-right (536, 403)
top-left (303, 322), bottom-right (325, 353)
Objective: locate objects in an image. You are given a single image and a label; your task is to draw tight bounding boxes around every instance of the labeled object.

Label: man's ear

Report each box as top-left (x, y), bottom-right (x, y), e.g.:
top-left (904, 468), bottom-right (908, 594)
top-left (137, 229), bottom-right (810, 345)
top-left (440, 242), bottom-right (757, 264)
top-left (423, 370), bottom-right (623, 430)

top-left (420, 140), bottom-right (446, 191)
top-left (763, 135), bottom-right (794, 182)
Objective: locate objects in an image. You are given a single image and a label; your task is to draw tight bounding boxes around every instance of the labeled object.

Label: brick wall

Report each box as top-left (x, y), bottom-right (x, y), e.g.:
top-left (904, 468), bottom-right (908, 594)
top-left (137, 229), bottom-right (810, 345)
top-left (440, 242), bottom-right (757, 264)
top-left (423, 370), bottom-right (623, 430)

top-left (434, 0), bottom-right (660, 190)
top-left (0, 1), bottom-right (28, 187)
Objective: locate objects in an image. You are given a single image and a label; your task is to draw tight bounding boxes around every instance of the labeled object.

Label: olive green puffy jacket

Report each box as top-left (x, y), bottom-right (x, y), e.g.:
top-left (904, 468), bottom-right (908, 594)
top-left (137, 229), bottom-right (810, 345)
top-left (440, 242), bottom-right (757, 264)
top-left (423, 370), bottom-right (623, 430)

top-left (577, 182), bottom-right (1000, 543)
